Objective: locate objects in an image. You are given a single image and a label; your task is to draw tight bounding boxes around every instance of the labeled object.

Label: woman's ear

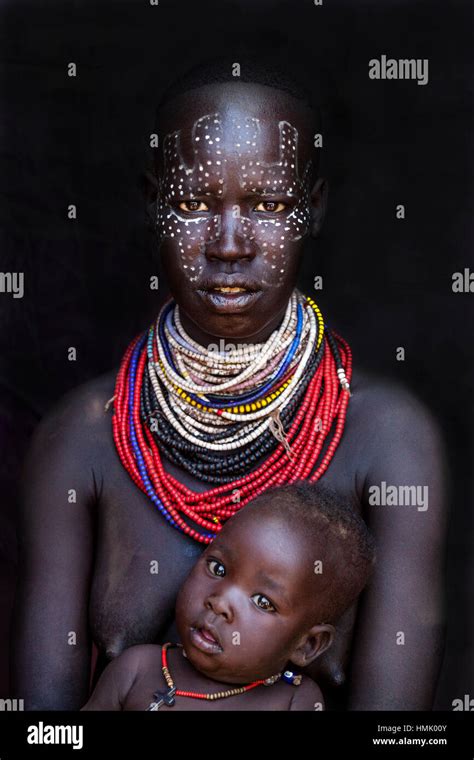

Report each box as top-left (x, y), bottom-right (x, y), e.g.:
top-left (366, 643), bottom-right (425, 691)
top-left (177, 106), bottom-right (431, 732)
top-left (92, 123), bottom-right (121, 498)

top-left (309, 177), bottom-right (328, 238)
top-left (288, 623), bottom-right (335, 668)
top-left (140, 169), bottom-right (159, 231)
top-left (140, 169), bottom-right (159, 204)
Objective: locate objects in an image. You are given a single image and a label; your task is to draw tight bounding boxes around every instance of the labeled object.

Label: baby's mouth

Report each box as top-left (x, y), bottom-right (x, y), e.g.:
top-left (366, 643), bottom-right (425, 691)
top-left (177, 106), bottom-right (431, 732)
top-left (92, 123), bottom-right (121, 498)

top-left (190, 625), bottom-right (223, 654)
top-left (200, 627), bottom-right (219, 644)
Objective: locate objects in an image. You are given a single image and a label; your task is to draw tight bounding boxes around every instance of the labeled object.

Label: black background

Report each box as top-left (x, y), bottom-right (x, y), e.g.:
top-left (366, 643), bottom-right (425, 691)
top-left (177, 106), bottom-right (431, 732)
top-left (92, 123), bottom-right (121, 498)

top-left (0, 0), bottom-right (472, 709)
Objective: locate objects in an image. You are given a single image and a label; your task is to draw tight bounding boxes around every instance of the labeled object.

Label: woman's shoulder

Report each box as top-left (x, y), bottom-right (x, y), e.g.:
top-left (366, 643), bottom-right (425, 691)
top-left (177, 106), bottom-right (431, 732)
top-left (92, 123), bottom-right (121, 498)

top-left (36, 369), bottom-right (118, 438)
top-left (347, 365), bottom-right (443, 439)
top-left (48, 368), bottom-right (118, 423)
top-left (25, 369), bottom-right (119, 474)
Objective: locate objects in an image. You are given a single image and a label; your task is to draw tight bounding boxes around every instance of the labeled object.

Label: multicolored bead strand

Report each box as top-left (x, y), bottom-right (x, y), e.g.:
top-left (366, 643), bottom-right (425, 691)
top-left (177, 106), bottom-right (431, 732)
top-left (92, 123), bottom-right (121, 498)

top-left (111, 288), bottom-right (352, 544)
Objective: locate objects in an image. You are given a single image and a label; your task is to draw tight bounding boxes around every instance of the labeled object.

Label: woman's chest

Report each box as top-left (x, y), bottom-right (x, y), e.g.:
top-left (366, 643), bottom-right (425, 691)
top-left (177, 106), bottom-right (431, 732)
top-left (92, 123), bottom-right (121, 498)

top-left (89, 454), bottom-right (206, 655)
top-left (89, 431), bottom-right (362, 663)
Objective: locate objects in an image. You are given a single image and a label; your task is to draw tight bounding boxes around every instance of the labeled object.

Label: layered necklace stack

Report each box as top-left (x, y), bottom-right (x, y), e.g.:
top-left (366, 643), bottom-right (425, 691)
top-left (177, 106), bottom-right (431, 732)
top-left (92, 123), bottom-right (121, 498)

top-left (112, 288), bottom-right (352, 544)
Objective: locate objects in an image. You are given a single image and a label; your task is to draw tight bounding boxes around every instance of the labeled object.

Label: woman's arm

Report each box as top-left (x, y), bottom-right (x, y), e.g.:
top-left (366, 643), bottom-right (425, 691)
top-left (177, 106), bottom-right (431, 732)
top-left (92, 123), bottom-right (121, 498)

top-left (10, 387), bottom-right (99, 710)
top-left (347, 384), bottom-right (449, 709)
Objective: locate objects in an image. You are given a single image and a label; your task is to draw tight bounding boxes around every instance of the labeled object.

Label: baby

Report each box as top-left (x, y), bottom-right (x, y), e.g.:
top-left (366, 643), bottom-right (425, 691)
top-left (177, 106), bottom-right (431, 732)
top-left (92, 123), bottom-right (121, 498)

top-left (81, 481), bottom-right (375, 711)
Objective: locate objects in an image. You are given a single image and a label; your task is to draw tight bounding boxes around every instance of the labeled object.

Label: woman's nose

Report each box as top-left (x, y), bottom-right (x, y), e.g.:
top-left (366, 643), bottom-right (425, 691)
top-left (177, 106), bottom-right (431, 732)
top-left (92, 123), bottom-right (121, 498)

top-left (206, 208), bottom-right (256, 262)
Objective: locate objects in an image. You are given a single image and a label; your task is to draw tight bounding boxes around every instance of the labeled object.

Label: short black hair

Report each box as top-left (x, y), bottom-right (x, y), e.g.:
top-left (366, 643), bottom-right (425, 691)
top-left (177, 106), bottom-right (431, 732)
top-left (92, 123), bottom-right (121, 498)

top-left (239, 480), bottom-right (376, 624)
top-left (152, 55), bottom-right (324, 176)
top-left (156, 55), bottom-right (321, 123)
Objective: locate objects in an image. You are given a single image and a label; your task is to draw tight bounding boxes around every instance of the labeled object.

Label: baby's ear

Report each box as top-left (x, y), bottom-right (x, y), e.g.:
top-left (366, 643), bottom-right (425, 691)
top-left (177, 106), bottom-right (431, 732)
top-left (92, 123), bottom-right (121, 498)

top-left (288, 624), bottom-right (335, 668)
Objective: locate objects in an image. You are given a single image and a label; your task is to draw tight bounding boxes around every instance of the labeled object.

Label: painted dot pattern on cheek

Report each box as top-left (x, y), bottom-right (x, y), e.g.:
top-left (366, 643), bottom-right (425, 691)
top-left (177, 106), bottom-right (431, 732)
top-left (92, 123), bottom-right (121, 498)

top-left (156, 113), bottom-right (226, 282)
top-left (156, 113), bottom-right (312, 287)
top-left (231, 117), bottom-right (312, 286)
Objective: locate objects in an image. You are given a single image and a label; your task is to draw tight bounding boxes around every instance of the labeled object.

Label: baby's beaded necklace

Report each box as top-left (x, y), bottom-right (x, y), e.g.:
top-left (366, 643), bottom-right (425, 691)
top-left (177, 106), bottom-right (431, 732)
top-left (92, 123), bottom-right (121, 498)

top-left (145, 643), bottom-right (300, 710)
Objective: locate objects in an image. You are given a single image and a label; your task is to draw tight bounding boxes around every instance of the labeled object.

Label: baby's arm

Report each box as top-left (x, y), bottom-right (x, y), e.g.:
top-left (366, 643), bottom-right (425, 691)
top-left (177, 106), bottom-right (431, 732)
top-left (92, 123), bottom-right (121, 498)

top-left (80, 646), bottom-right (142, 711)
top-left (288, 678), bottom-right (325, 711)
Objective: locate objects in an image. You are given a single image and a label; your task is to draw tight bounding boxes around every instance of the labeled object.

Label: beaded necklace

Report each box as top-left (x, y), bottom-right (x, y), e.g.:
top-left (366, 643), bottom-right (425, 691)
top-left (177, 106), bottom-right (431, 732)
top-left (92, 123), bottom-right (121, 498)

top-left (111, 288), bottom-right (352, 544)
top-left (145, 643), bottom-right (286, 710)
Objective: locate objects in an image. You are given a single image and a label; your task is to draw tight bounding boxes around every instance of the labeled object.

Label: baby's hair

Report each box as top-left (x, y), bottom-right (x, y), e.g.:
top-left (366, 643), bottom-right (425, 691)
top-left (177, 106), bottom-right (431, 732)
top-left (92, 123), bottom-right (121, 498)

top-left (241, 481), bottom-right (376, 624)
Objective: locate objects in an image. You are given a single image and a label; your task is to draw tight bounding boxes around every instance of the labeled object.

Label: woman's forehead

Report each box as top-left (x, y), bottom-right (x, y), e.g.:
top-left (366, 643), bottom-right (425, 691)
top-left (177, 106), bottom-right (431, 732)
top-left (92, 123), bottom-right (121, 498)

top-left (162, 112), bottom-right (302, 172)
top-left (157, 82), bottom-right (314, 165)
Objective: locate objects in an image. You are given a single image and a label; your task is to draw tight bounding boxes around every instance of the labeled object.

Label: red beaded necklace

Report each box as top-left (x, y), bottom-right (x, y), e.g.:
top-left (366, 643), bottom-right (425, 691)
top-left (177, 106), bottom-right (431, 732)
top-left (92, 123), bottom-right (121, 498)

top-left (111, 296), bottom-right (352, 544)
top-left (145, 643), bottom-right (283, 710)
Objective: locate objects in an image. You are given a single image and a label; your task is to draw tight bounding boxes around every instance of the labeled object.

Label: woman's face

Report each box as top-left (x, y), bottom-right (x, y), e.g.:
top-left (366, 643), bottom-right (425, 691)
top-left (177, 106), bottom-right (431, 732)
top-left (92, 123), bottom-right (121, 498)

top-left (155, 83), bottom-right (324, 346)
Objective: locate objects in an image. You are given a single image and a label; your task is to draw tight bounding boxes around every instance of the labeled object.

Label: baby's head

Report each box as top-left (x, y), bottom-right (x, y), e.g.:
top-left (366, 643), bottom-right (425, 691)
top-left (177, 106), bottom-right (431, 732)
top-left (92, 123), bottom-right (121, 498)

top-left (175, 482), bottom-right (376, 684)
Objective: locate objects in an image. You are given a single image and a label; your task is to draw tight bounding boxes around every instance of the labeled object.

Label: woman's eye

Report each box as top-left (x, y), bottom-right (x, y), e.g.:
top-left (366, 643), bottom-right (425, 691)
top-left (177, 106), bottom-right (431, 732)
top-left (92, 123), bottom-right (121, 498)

top-left (251, 593), bottom-right (276, 612)
top-left (254, 200), bottom-right (286, 213)
top-left (207, 559), bottom-right (225, 577)
top-left (178, 199), bottom-right (209, 212)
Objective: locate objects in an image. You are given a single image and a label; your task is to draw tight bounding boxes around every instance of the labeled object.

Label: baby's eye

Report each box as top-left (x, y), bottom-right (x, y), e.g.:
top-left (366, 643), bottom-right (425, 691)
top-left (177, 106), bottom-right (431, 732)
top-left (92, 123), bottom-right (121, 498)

top-left (254, 200), bottom-right (286, 213)
top-left (178, 199), bottom-right (209, 212)
top-left (251, 593), bottom-right (276, 612)
top-left (207, 559), bottom-right (226, 577)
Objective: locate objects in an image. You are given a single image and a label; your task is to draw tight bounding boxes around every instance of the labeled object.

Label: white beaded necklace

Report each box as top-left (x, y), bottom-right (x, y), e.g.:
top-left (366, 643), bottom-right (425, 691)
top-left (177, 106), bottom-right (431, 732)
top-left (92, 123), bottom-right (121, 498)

top-left (146, 288), bottom-right (320, 452)
top-left (158, 292), bottom-right (300, 395)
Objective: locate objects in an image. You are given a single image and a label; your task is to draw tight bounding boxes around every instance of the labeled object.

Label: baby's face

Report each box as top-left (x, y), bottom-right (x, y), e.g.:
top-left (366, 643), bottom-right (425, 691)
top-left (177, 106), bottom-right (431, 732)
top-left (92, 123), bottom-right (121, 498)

top-left (175, 510), bottom-right (319, 683)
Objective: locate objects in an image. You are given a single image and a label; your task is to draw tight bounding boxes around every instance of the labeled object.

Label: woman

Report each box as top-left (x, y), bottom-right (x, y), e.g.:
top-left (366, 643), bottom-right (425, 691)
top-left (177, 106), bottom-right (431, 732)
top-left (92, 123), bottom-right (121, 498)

top-left (10, 63), bottom-right (447, 710)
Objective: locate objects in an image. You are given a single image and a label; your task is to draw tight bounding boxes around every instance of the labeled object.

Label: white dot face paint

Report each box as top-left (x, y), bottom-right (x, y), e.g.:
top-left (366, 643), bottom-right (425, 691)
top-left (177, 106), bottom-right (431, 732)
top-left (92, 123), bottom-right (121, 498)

top-left (156, 112), bottom-right (312, 287)
top-left (156, 113), bottom-right (224, 283)
top-left (230, 117), bottom-right (311, 286)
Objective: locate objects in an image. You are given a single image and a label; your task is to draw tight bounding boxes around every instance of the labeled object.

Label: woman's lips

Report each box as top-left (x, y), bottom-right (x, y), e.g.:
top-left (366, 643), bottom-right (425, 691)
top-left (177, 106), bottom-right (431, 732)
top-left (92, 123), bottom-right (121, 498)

top-left (211, 287), bottom-right (247, 293)
top-left (197, 289), bottom-right (262, 312)
top-left (189, 626), bottom-right (223, 654)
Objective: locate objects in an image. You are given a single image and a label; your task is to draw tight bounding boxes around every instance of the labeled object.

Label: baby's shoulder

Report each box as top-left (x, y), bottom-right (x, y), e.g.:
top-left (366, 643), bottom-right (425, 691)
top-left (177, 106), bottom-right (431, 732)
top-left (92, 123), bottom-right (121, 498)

top-left (287, 677), bottom-right (325, 711)
top-left (116, 644), bottom-right (163, 671)
top-left (105, 644), bottom-right (163, 690)
top-left (115, 644), bottom-right (163, 697)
